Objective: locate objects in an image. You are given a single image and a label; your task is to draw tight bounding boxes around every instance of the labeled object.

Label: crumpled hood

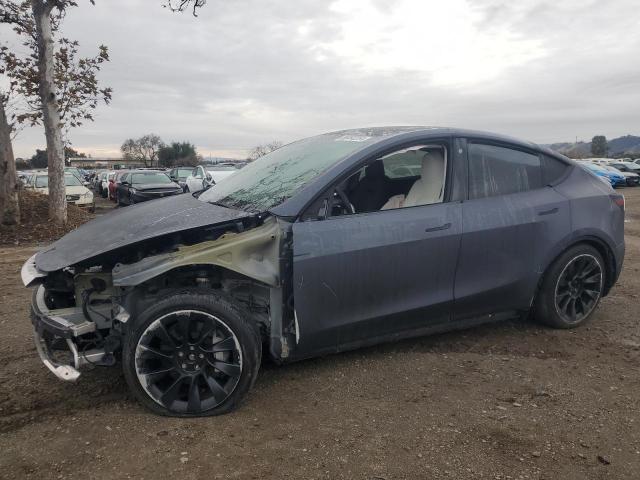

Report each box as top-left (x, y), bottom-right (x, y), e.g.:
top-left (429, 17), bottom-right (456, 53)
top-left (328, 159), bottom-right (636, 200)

top-left (35, 194), bottom-right (251, 273)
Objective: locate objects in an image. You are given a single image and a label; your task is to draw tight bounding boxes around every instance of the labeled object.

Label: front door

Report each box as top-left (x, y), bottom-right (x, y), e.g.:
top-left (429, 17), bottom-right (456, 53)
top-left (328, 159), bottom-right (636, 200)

top-left (291, 142), bottom-right (463, 357)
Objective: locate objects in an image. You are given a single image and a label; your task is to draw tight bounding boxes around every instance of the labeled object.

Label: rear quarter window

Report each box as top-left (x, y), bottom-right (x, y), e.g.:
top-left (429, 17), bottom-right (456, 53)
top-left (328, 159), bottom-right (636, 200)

top-left (541, 155), bottom-right (570, 185)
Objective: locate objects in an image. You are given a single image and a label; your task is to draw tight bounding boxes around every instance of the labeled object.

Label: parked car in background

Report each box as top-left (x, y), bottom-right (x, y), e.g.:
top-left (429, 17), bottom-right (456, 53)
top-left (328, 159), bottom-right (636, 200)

top-left (108, 171), bottom-right (129, 201)
top-left (22, 127), bottom-right (624, 416)
top-left (100, 171), bottom-right (114, 198)
top-left (95, 171), bottom-right (108, 196)
top-left (65, 167), bottom-right (92, 188)
top-left (601, 165), bottom-right (639, 187)
top-left (25, 173), bottom-right (94, 211)
top-left (168, 166), bottom-right (195, 192)
top-left (115, 170), bottom-right (183, 206)
top-left (184, 165), bottom-right (238, 192)
top-left (611, 162), bottom-right (640, 174)
top-left (578, 162), bottom-right (624, 187)
top-left (91, 170), bottom-right (105, 189)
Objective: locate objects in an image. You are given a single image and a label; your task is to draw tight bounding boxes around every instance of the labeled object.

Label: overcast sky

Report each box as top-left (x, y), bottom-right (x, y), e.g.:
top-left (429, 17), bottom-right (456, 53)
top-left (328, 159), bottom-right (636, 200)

top-left (6, 0), bottom-right (640, 159)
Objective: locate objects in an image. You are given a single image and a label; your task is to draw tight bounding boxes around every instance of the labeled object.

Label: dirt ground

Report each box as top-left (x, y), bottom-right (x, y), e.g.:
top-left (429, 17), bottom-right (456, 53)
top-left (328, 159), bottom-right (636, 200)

top-left (1, 189), bottom-right (639, 480)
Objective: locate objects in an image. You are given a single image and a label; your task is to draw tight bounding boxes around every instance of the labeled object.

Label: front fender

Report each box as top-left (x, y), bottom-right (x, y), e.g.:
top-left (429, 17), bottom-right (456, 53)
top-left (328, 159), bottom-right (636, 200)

top-left (112, 218), bottom-right (281, 287)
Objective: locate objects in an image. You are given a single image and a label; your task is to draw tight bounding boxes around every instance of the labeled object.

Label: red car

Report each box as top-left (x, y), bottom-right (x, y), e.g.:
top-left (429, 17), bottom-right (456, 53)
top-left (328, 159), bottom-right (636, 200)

top-left (108, 171), bottom-right (128, 201)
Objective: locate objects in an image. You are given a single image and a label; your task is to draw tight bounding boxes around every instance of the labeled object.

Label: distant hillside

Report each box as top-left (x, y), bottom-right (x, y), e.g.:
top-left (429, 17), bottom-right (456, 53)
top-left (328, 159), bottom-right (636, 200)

top-left (544, 135), bottom-right (640, 158)
top-left (608, 135), bottom-right (640, 154)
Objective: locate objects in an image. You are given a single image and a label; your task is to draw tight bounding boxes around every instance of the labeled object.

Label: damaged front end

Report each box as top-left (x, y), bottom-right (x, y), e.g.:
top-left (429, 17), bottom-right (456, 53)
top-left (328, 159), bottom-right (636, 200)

top-left (24, 254), bottom-right (128, 381)
top-left (22, 204), bottom-right (294, 383)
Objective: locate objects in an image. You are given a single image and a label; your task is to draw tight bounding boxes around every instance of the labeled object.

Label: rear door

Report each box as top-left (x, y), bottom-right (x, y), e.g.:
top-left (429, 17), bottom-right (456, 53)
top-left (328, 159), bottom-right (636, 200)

top-left (453, 141), bottom-right (571, 320)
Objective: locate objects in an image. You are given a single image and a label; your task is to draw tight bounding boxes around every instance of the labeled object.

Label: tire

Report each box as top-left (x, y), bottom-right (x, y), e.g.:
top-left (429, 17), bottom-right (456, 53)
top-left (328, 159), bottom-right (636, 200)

top-left (122, 290), bottom-right (262, 416)
top-left (184, 185), bottom-right (190, 193)
top-left (534, 244), bottom-right (605, 329)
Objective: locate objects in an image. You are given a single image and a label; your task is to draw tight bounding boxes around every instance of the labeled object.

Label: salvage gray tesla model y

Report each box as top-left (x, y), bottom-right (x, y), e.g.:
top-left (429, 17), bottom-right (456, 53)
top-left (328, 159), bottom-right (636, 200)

top-left (22, 127), bottom-right (625, 416)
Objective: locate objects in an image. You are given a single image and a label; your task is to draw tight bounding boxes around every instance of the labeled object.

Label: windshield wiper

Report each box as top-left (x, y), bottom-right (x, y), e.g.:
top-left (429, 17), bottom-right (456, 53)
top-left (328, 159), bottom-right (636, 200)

top-left (207, 201), bottom-right (232, 209)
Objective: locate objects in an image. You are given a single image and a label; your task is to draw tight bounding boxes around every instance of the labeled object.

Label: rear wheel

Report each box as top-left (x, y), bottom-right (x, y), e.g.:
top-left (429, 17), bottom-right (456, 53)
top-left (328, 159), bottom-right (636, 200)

top-left (534, 244), bottom-right (605, 328)
top-left (123, 291), bottom-right (261, 416)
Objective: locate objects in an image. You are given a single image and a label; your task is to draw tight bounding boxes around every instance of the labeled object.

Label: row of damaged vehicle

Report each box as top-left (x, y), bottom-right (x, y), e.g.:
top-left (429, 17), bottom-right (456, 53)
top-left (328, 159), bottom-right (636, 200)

top-left (577, 158), bottom-right (640, 187)
top-left (87, 164), bottom-right (241, 205)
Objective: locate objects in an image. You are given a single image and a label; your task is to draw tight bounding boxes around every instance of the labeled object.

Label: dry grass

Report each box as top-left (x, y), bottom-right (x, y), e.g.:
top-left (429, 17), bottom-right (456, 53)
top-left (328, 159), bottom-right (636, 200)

top-left (0, 190), bottom-right (93, 246)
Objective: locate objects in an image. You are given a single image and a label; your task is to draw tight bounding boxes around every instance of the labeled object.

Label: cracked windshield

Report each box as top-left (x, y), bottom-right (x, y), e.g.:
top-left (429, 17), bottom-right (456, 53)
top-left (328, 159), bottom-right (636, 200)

top-left (198, 132), bottom-right (381, 212)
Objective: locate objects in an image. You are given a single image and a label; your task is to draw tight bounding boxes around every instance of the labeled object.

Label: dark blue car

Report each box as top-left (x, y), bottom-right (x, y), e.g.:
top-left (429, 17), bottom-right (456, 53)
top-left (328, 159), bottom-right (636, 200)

top-left (22, 127), bottom-right (625, 416)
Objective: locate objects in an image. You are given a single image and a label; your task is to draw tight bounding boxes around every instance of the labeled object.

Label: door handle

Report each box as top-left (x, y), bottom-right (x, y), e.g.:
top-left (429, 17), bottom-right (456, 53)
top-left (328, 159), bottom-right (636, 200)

top-left (538, 207), bottom-right (559, 216)
top-left (425, 222), bottom-right (451, 233)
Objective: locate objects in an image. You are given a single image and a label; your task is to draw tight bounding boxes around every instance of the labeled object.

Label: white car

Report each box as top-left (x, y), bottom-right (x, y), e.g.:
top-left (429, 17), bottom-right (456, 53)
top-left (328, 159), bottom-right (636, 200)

top-left (29, 173), bottom-right (95, 211)
top-left (184, 165), bottom-right (237, 192)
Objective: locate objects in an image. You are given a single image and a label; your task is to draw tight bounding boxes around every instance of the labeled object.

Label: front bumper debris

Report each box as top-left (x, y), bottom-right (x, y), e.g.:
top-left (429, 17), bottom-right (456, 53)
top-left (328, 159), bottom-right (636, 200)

top-left (21, 253), bottom-right (46, 287)
top-left (30, 285), bottom-right (107, 381)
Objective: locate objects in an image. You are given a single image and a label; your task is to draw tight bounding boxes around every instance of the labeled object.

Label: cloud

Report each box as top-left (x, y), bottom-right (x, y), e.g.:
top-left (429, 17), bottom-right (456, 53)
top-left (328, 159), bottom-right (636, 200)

top-left (8, 0), bottom-right (640, 159)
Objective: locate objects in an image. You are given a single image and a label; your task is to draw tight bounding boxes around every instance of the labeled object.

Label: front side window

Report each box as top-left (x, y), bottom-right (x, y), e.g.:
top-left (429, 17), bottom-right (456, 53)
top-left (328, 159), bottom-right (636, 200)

top-left (468, 143), bottom-right (541, 199)
top-left (317, 144), bottom-right (448, 218)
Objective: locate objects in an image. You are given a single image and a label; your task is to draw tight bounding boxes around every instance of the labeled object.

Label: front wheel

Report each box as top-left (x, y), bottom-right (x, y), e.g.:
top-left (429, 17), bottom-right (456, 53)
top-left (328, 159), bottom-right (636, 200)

top-left (534, 244), bottom-right (605, 329)
top-left (122, 291), bottom-right (261, 416)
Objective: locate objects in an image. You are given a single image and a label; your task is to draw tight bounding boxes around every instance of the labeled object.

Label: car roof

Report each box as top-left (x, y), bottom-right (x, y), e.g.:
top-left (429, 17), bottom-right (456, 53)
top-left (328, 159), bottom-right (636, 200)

top-left (270, 126), bottom-right (564, 218)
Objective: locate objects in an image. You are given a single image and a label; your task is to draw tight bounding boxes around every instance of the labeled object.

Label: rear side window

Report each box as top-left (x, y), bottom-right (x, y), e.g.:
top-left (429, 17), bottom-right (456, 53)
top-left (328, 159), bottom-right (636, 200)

top-left (541, 155), bottom-right (569, 185)
top-left (468, 143), bottom-right (542, 199)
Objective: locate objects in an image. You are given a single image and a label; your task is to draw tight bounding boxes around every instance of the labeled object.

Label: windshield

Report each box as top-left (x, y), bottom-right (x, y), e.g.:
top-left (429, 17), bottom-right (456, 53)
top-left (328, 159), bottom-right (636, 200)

top-left (197, 130), bottom-right (394, 212)
top-left (65, 175), bottom-right (82, 186)
top-left (35, 176), bottom-right (48, 188)
top-left (131, 172), bottom-right (172, 185)
top-left (176, 168), bottom-right (192, 177)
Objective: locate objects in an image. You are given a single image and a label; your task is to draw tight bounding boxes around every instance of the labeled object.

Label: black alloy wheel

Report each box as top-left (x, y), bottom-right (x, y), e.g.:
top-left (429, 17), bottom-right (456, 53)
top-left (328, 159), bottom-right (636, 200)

top-left (554, 254), bottom-right (603, 324)
top-left (134, 310), bottom-right (242, 414)
top-left (534, 244), bottom-right (605, 329)
top-left (123, 291), bottom-right (261, 416)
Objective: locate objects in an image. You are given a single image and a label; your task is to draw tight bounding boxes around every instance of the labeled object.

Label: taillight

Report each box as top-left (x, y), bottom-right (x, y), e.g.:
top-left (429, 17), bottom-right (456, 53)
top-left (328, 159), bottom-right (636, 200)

top-left (610, 193), bottom-right (625, 210)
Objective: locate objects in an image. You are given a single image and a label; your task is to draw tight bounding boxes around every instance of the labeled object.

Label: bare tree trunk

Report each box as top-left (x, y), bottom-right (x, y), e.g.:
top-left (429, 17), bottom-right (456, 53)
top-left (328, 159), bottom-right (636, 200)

top-left (32, 0), bottom-right (66, 225)
top-left (0, 96), bottom-right (20, 225)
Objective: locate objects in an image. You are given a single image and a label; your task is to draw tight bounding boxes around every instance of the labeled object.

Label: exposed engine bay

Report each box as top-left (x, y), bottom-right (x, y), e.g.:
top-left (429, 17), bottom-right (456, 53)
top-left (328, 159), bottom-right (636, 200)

top-left (25, 214), bottom-right (295, 382)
